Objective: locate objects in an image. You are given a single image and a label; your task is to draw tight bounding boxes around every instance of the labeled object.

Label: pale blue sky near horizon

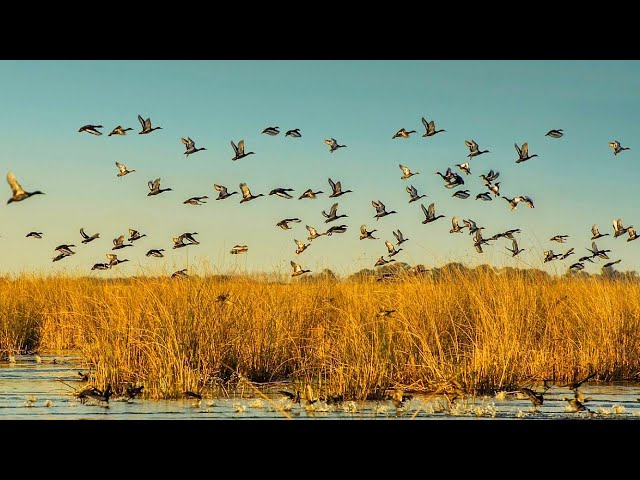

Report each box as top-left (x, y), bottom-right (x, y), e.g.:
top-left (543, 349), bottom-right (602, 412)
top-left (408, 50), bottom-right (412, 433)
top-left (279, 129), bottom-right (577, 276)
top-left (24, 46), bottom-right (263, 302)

top-left (0, 60), bottom-right (638, 277)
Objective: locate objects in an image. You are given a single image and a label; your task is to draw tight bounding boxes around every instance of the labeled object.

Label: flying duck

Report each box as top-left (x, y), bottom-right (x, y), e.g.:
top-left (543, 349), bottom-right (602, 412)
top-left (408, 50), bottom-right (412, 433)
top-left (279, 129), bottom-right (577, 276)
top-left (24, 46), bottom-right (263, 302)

top-left (276, 218), bottom-right (301, 230)
top-left (627, 227), bottom-right (639, 242)
top-left (569, 262), bottom-right (585, 271)
top-left (306, 225), bottom-right (325, 241)
top-left (78, 124), bottom-right (103, 136)
top-left (269, 187), bottom-right (295, 199)
top-left (239, 183), bottom-right (264, 203)
top-left (106, 253), bottom-right (129, 267)
top-left (506, 238), bottom-right (524, 256)
top-left (213, 184), bottom-right (239, 200)
top-left (372, 200), bottom-right (397, 221)
top-left (591, 224), bottom-right (609, 240)
top-left (328, 178), bottom-right (352, 197)
top-left (421, 117), bottom-right (445, 137)
top-left (479, 170), bottom-right (500, 185)
top-left (146, 248), bottom-right (165, 257)
top-left (393, 229), bottom-right (408, 245)
top-left (450, 216), bottom-right (465, 233)
top-left (517, 195), bottom-right (535, 208)
top-left (487, 182), bottom-right (500, 197)
top-left (128, 228), bottom-right (146, 242)
top-left (519, 387), bottom-right (544, 408)
top-left (262, 126), bottom-right (280, 136)
top-left (374, 256), bottom-right (396, 267)
top-left (230, 245), bottom-right (249, 254)
top-left (421, 203), bottom-right (445, 224)
top-left (550, 235), bottom-right (569, 243)
top-left (399, 164), bottom-right (419, 180)
top-left (80, 228), bottom-right (99, 244)
top-left (112, 235), bottom-right (133, 250)
top-left (515, 142), bottom-right (538, 163)
top-left (147, 178), bottom-right (172, 196)
top-left (560, 247), bottom-right (575, 259)
top-left (543, 250), bottom-right (562, 262)
top-left (183, 196), bottom-right (209, 205)
top-left (392, 128), bottom-right (416, 139)
top-left (452, 189), bottom-right (470, 199)
top-left (26, 231), bottom-right (43, 239)
top-left (172, 269), bottom-right (189, 278)
top-left (294, 239), bottom-right (309, 255)
top-left (324, 138), bottom-right (346, 153)
top-left (290, 260), bottom-right (311, 277)
top-left (322, 202), bottom-right (348, 223)
top-left (587, 241), bottom-right (611, 260)
top-left (456, 163), bottom-right (471, 175)
top-left (231, 140), bottom-right (255, 161)
top-left (6, 172), bottom-right (44, 204)
top-left (407, 184), bottom-right (427, 202)
top-left (137, 115), bottom-right (162, 134)
top-left (613, 218), bottom-right (630, 238)
top-left (115, 162), bottom-right (135, 177)
top-left (609, 140), bottom-right (630, 155)
top-left (463, 219), bottom-right (482, 236)
top-left (326, 224), bottom-right (348, 235)
top-left (182, 137), bottom-right (207, 156)
top-left (385, 240), bottom-right (403, 257)
top-left (298, 188), bottom-right (323, 200)
top-left (435, 167), bottom-right (454, 182)
top-left (360, 225), bottom-right (378, 240)
top-left (475, 192), bottom-right (493, 201)
top-left (91, 262), bottom-right (110, 271)
top-left (465, 139), bottom-right (490, 158)
top-left (603, 259), bottom-right (622, 268)
top-left (545, 129), bottom-right (564, 138)
top-left (285, 128), bottom-right (301, 138)
top-left (108, 125), bottom-right (133, 136)
top-left (443, 173), bottom-right (465, 189)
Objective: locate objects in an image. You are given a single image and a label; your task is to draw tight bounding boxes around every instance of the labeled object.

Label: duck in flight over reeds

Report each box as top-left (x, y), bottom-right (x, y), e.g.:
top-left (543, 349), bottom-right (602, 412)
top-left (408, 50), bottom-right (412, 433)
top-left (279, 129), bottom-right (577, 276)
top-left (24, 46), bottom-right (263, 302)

top-left (269, 187), bottom-right (295, 199)
top-left (328, 178), bottom-right (352, 198)
top-left (393, 229), bottom-right (408, 245)
top-left (506, 238), bottom-right (525, 257)
top-left (230, 245), bottom-right (249, 254)
top-left (285, 128), bottom-right (301, 138)
top-left (306, 225), bottom-right (326, 241)
top-left (183, 196), bottom-right (209, 205)
top-left (324, 138), bottom-right (346, 153)
top-left (78, 124), bottom-right (103, 136)
top-left (6, 172), bottom-right (44, 204)
top-left (545, 129), bottom-right (564, 138)
top-left (326, 225), bottom-right (348, 235)
top-left (587, 241), bottom-right (610, 260)
top-left (108, 125), bottom-right (133, 136)
top-left (231, 140), bottom-right (255, 161)
top-left (515, 142), bottom-right (538, 163)
top-left (172, 269), bottom-right (189, 278)
top-left (115, 162), bottom-right (135, 177)
top-left (182, 137), bottom-right (207, 156)
top-left (91, 262), bottom-right (110, 270)
top-left (560, 248), bottom-right (575, 259)
top-left (399, 164), bottom-right (419, 180)
top-left (290, 260), bottom-right (311, 277)
top-left (294, 239), bottom-right (309, 255)
top-left (465, 139), bottom-right (490, 158)
top-left (128, 229), bottom-right (146, 242)
top-left (550, 235), bottom-right (569, 243)
top-left (407, 184), bottom-right (427, 203)
top-left (239, 183), bottom-right (264, 203)
top-left (569, 262), bottom-right (585, 271)
top-left (591, 224), bottom-right (609, 240)
top-left (421, 203), bottom-right (445, 224)
top-left (375, 256), bottom-right (396, 267)
top-left (112, 235), bottom-right (133, 250)
top-left (147, 178), bottom-right (172, 196)
top-left (450, 216), bottom-right (464, 234)
top-left (613, 218), bottom-right (630, 238)
top-left (603, 259), bottom-right (622, 268)
top-left (385, 240), bottom-right (403, 257)
top-left (277, 218), bottom-right (301, 230)
top-left (26, 231), bottom-right (43, 239)
top-left (372, 200), bottom-right (397, 221)
top-left (137, 115), bottom-right (162, 134)
top-left (360, 225), bottom-right (378, 240)
top-left (146, 249), bottom-right (165, 258)
top-left (422, 116), bottom-right (445, 137)
top-left (627, 227), bottom-right (639, 242)
top-left (298, 188), bottom-right (323, 200)
top-left (213, 184), bottom-right (238, 200)
top-left (262, 126), bottom-right (280, 136)
top-left (322, 202), bottom-right (348, 223)
top-left (609, 140), bottom-right (630, 156)
top-left (106, 253), bottom-right (129, 267)
top-left (80, 228), bottom-right (99, 244)
top-left (392, 128), bottom-right (416, 139)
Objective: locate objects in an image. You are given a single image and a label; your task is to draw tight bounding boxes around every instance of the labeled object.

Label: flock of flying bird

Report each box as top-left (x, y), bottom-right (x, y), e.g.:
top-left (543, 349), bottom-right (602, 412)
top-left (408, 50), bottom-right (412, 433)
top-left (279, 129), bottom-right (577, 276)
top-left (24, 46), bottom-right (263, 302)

top-left (3, 114), bottom-right (634, 278)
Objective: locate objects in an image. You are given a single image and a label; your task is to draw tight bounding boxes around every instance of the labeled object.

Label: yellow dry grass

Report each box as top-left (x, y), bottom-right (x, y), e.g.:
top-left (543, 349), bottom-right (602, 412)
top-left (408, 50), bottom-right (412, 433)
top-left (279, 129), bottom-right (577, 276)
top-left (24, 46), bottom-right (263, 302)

top-left (1, 268), bottom-right (640, 399)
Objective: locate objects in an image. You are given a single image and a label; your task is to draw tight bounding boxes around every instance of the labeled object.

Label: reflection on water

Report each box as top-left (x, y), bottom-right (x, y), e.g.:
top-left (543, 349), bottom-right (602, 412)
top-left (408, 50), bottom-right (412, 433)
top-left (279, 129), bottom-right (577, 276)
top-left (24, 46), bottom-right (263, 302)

top-left (2, 354), bottom-right (640, 420)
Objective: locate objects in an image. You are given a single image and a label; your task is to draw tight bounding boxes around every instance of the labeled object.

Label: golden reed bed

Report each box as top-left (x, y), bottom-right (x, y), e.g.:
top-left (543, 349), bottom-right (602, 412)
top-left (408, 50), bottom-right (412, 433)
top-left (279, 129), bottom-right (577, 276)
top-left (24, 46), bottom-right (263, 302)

top-left (1, 266), bottom-right (639, 400)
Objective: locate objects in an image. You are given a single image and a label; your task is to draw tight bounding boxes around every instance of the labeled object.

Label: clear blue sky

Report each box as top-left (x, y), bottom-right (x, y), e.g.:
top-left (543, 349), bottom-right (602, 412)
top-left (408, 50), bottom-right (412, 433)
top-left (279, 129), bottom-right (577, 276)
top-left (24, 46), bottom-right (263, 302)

top-left (0, 60), bottom-right (638, 277)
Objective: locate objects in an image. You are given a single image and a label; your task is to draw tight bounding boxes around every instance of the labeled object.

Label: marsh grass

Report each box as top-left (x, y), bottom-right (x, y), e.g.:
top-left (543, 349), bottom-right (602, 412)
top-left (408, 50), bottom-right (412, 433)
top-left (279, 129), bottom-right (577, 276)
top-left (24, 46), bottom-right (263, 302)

top-left (1, 269), bottom-right (640, 399)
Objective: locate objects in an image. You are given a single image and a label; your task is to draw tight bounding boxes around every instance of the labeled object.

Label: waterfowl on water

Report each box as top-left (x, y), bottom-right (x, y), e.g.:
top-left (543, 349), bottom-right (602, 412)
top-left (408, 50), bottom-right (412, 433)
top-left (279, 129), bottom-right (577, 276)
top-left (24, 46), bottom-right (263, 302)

top-left (456, 163), bottom-right (471, 175)
top-left (421, 117), bottom-right (445, 137)
top-left (360, 225), bottom-right (378, 240)
top-left (146, 248), bottom-right (165, 257)
top-left (399, 164), bottom-right (419, 180)
top-left (550, 235), bottom-right (569, 243)
top-left (298, 188), bottom-right (323, 200)
top-left (465, 139), bottom-right (490, 158)
top-left (290, 260), bottom-right (311, 277)
top-left (276, 218), bottom-right (301, 230)
top-left (613, 218), bottom-right (630, 238)
top-left (262, 126), bottom-right (280, 136)
top-left (479, 170), bottom-right (500, 185)
top-left (450, 216), bottom-right (464, 234)
top-left (328, 178), bottom-right (352, 198)
top-left (269, 187), bottom-right (295, 199)
top-left (385, 240), bottom-right (403, 257)
top-left (85, 384), bottom-right (113, 404)
top-left (78, 124), bottom-right (103, 136)
top-left (294, 239), bottom-right (309, 255)
top-left (172, 269), bottom-right (189, 278)
top-left (591, 224), bottom-right (609, 240)
top-left (609, 140), bottom-right (630, 155)
top-left (603, 259), bottom-right (622, 268)
top-left (306, 225), bottom-right (325, 241)
top-left (374, 256), bottom-right (396, 267)
top-left (326, 224), bottom-right (348, 235)
top-left (452, 189), bottom-right (470, 199)
top-left (6, 172), bottom-right (44, 204)
top-left (324, 138), bottom-right (346, 153)
top-left (183, 196), bottom-right (209, 205)
top-left (393, 229), bottom-right (408, 245)
top-left (128, 228), bottom-right (146, 242)
top-left (628, 227), bottom-right (639, 242)
top-left (213, 184), bottom-right (239, 200)
top-left (80, 228), bottom-right (99, 244)
top-left (137, 115), bottom-right (162, 134)
top-left (108, 125), bottom-right (133, 136)
top-left (285, 128), bottom-right (301, 138)
top-left (322, 202), bottom-right (348, 223)
top-left (563, 394), bottom-right (588, 413)
top-left (519, 387), bottom-right (544, 408)
top-left (115, 161), bottom-right (135, 177)
top-left (147, 178), bottom-right (172, 196)
top-left (230, 245), bottom-right (248, 254)
top-left (106, 253), bottom-right (129, 267)
top-left (182, 137), bottom-right (207, 156)
top-left (236, 182), bottom-right (264, 204)
top-left (506, 239), bottom-right (524, 257)
top-left (421, 203), bottom-right (445, 224)
top-left (26, 231), bottom-right (43, 239)
top-left (407, 184), bottom-right (427, 202)
top-left (372, 200), bottom-right (397, 221)
top-left (545, 129), bottom-right (564, 138)
top-left (112, 235), bottom-right (133, 250)
top-left (231, 140), bottom-right (255, 161)
top-left (514, 142), bottom-right (538, 163)
top-left (392, 128), bottom-right (416, 139)
top-left (475, 192), bottom-right (493, 201)
top-left (126, 385), bottom-right (144, 399)
top-left (561, 372), bottom-right (597, 391)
